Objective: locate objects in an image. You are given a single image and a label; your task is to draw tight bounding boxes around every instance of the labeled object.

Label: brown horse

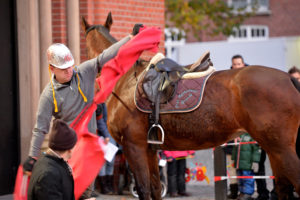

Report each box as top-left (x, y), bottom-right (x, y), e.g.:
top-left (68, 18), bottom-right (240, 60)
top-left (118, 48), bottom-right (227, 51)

top-left (81, 13), bottom-right (300, 200)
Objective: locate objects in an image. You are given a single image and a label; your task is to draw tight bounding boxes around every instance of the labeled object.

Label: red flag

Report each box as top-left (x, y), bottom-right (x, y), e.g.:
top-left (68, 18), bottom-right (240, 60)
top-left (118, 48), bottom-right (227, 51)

top-left (13, 166), bottom-right (29, 200)
top-left (67, 27), bottom-right (162, 199)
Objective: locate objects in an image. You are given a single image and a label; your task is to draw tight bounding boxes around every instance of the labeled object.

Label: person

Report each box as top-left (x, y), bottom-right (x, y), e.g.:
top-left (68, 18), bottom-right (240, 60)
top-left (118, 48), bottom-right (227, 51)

top-left (231, 54), bottom-right (270, 200)
top-left (231, 133), bottom-right (261, 200)
top-left (289, 66), bottom-right (300, 83)
top-left (94, 103), bottom-right (117, 195)
top-left (23, 24), bottom-right (144, 198)
top-left (163, 150), bottom-right (195, 197)
top-left (28, 119), bottom-right (94, 200)
top-left (226, 54), bottom-right (248, 199)
top-left (231, 54), bottom-right (247, 69)
top-left (288, 66), bottom-right (300, 158)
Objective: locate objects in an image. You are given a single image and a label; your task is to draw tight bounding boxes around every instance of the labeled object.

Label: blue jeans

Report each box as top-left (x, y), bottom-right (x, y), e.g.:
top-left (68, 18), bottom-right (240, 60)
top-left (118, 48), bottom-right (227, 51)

top-left (97, 117), bottom-right (117, 176)
top-left (237, 169), bottom-right (255, 195)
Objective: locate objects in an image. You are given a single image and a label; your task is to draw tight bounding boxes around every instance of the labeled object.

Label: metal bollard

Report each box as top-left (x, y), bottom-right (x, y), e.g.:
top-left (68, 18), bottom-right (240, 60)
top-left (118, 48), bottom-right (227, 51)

top-left (214, 147), bottom-right (227, 200)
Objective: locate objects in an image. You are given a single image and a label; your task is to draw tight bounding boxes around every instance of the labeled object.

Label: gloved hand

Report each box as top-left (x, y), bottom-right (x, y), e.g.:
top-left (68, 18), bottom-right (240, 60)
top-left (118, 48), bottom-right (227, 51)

top-left (252, 162), bottom-right (259, 173)
top-left (132, 24), bottom-right (144, 36)
top-left (23, 156), bottom-right (37, 172)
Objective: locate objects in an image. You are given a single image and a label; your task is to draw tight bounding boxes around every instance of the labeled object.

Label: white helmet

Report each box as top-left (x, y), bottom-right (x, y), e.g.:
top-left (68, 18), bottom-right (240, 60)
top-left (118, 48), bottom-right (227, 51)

top-left (47, 43), bottom-right (74, 69)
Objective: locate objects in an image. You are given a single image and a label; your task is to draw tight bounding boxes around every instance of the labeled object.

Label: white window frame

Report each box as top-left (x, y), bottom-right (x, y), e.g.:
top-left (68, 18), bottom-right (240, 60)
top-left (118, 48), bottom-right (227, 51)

top-left (228, 0), bottom-right (270, 14)
top-left (228, 25), bottom-right (269, 41)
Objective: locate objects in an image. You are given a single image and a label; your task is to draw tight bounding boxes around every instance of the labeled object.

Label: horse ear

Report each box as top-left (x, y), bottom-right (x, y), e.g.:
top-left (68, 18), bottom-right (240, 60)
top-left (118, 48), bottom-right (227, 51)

top-left (104, 12), bottom-right (113, 32)
top-left (81, 16), bottom-right (90, 33)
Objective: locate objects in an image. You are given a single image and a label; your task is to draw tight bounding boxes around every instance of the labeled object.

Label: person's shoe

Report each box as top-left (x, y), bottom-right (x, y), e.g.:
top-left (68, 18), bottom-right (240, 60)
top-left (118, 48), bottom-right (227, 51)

top-left (228, 183), bottom-right (239, 199)
top-left (169, 192), bottom-right (178, 197)
top-left (238, 193), bottom-right (252, 200)
top-left (255, 194), bottom-right (269, 200)
top-left (90, 190), bottom-right (100, 197)
top-left (99, 176), bottom-right (111, 194)
top-left (178, 192), bottom-right (190, 197)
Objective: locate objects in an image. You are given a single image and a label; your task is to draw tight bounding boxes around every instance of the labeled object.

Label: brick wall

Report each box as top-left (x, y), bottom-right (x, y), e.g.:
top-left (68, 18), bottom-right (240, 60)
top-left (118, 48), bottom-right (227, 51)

top-left (52, 0), bottom-right (165, 62)
top-left (52, 0), bottom-right (67, 44)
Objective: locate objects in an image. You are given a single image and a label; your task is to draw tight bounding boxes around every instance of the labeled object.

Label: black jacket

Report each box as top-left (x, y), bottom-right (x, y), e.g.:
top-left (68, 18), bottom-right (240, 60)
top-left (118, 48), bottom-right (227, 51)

top-left (28, 154), bottom-right (75, 200)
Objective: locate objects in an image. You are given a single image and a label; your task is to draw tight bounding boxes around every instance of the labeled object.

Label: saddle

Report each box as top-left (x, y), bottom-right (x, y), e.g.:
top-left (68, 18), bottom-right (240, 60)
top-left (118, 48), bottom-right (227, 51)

top-left (142, 51), bottom-right (213, 144)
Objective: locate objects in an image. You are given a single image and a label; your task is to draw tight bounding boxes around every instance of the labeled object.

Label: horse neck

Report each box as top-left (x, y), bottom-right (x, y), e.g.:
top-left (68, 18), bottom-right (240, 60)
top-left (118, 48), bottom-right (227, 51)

top-left (106, 59), bottom-right (148, 101)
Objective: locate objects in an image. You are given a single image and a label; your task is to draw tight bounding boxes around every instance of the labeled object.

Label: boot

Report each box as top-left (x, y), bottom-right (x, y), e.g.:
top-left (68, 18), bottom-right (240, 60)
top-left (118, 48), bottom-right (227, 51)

top-left (94, 176), bottom-right (101, 193)
top-left (99, 176), bottom-right (111, 194)
top-left (238, 193), bottom-right (252, 200)
top-left (107, 175), bottom-right (114, 194)
top-left (228, 184), bottom-right (238, 199)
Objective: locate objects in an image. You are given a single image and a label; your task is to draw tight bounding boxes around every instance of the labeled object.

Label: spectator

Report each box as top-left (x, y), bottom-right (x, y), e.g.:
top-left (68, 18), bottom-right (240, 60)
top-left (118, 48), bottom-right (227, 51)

top-left (28, 119), bottom-right (95, 200)
top-left (163, 150), bottom-right (195, 197)
top-left (289, 66), bottom-right (300, 83)
top-left (231, 54), bottom-right (270, 200)
top-left (95, 103), bottom-right (117, 195)
top-left (231, 54), bottom-right (247, 69)
top-left (232, 133), bottom-right (261, 200)
top-left (226, 54), bottom-right (248, 199)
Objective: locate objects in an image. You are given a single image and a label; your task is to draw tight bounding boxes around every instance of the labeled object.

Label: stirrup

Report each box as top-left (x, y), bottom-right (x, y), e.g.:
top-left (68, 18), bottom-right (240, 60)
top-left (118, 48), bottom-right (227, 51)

top-left (147, 124), bottom-right (165, 144)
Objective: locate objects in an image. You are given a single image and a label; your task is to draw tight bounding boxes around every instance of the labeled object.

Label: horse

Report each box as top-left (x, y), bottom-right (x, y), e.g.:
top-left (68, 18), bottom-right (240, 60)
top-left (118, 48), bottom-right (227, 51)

top-left (81, 13), bottom-right (300, 200)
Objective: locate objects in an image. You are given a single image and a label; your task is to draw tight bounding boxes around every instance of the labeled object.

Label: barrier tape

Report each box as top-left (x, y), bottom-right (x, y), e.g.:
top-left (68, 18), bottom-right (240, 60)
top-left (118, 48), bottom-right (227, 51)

top-left (221, 141), bottom-right (257, 146)
top-left (214, 175), bottom-right (274, 182)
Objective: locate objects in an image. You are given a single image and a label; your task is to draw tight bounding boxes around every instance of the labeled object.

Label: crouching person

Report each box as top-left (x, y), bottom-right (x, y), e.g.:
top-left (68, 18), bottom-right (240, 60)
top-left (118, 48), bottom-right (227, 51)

top-left (27, 119), bottom-right (95, 200)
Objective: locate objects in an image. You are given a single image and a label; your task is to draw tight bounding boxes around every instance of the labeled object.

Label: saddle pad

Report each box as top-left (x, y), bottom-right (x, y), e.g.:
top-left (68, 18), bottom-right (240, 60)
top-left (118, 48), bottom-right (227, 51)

top-left (134, 71), bottom-right (214, 114)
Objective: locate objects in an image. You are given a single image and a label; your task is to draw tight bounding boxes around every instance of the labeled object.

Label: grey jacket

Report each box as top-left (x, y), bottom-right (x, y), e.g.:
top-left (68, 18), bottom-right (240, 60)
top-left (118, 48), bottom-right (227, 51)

top-left (29, 36), bottom-right (130, 157)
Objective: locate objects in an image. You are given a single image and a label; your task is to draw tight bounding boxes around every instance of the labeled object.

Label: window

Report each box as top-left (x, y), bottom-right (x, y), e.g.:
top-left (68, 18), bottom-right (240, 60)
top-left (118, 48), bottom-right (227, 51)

top-left (228, 0), bottom-right (270, 14)
top-left (228, 25), bottom-right (269, 41)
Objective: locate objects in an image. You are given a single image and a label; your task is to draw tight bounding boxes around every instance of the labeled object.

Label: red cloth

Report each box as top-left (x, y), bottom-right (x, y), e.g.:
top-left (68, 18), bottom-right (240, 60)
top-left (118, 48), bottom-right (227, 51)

top-left (69, 26), bottom-right (162, 199)
top-left (13, 166), bottom-right (29, 200)
top-left (94, 26), bottom-right (162, 104)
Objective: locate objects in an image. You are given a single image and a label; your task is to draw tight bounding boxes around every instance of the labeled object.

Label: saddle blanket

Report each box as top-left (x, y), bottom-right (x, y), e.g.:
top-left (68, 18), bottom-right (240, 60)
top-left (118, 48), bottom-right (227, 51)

top-left (134, 72), bottom-right (214, 114)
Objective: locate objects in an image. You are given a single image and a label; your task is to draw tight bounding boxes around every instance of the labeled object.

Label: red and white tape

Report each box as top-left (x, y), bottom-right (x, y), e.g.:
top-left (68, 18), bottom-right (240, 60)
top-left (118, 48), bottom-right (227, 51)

top-left (221, 141), bottom-right (257, 146)
top-left (214, 175), bottom-right (274, 182)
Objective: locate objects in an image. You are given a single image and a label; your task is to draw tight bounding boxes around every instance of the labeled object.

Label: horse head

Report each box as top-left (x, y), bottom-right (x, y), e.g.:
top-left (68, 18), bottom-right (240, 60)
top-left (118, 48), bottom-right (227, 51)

top-left (81, 12), bottom-right (117, 59)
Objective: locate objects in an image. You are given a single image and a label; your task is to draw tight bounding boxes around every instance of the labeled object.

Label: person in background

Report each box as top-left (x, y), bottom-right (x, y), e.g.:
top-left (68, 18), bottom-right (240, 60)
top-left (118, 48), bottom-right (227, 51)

top-left (163, 150), bottom-right (195, 197)
top-left (232, 133), bottom-right (261, 200)
top-left (289, 66), bottom-right (300, 83)
top-left (231, 54), bottom-right (270, 200)
top-left (28, 119), bottom-right (95, 200)
top-left (231, 54), bottom-right (247, 69)
top-left (94, 103), bottom-right (117, 195)
top-left (226, 54), bottom-right (248, 199)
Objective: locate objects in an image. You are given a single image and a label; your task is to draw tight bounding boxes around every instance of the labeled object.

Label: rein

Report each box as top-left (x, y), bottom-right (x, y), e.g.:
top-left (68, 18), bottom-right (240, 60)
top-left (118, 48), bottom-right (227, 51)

top-left (110, 60), bottom-right (144, 114)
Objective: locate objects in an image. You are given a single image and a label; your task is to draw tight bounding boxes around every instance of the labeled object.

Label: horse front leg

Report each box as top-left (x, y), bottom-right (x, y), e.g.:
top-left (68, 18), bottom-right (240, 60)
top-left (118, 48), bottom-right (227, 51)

top-left (147, 149), bottom-right (162, 200)
top-left (123, 141), bottom-right (151, 200)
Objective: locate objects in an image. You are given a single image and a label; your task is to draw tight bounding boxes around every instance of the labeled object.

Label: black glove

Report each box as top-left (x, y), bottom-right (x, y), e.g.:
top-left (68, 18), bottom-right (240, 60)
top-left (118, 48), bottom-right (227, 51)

top-left (132, 24), bottom-right (144, 36)
top-left (23, 156), bottom-right (37, 172)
